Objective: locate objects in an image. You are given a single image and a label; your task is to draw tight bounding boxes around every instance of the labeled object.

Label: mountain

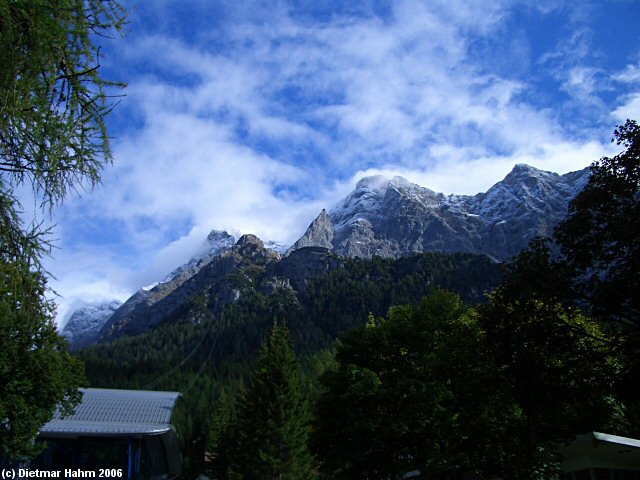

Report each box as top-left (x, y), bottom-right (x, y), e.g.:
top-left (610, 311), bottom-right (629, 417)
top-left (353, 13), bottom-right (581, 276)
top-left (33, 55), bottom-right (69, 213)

top-left (98, 233), bottom-right (285, 341)
top-left (290, 164), bottom-right (590, 261)
top-left (81, 249), bottom-right (503, 382)
top-left (71, 163), bottom-right (587, 347)
top-left (95, 230), bottom-right (236, 341)
top-left (95, 229), bottom-right (505, 344)
top-left (60, 300), bottom-right (122, 349)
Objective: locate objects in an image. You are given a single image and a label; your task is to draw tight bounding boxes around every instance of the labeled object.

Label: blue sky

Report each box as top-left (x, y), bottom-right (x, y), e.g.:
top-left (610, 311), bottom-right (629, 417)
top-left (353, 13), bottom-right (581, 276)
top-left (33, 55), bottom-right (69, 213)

top-left (40, 0), bottom-right (640, 325)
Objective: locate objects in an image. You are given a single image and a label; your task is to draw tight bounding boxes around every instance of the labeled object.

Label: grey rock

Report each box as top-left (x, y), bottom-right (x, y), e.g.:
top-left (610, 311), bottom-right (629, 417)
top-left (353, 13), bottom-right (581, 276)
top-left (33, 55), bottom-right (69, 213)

top-left (290, 164), bottom-right (590, 261)
top-left (276, 247), bottom-right (343, 293)
top-left (61, 300), bottom-right (122, 349)
top-left (287, 209), bottom-right (334, 253)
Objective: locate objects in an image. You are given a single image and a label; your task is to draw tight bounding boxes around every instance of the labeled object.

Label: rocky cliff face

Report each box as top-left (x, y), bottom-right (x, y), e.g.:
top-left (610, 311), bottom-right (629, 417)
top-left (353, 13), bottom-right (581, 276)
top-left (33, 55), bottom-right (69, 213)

top-left (291, 164), bottom-right (589, 261)
top-left (287, 209), bottom-right (334, 253)
top-left (61, 300), bottom-right (122, 349)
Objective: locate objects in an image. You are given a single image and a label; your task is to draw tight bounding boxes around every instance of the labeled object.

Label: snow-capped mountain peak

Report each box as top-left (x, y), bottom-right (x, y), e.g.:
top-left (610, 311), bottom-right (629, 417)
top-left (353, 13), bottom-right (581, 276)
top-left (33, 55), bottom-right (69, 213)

top-left (292, 164), bottom-right (590, 260)
top-left (162, 230), bottom-right (236, 284)
top-left (60, 300), bottom-right (122, 349)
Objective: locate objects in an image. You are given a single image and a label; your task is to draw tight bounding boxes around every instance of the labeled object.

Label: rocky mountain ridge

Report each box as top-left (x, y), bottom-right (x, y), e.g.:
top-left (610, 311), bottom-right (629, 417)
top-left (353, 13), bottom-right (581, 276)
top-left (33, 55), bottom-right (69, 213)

top-left (290, 164), bottom-right (590, 260)
top-left (68, 164), bottom-right (589, 347)
top-left (97, 235), bottom-right (340, 342)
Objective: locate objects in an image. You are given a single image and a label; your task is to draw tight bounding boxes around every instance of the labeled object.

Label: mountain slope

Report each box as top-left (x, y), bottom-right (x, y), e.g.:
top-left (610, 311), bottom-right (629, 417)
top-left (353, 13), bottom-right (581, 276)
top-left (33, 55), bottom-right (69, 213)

top-left (80, 250), bottom-right (503, 386)
top-left (98, 230), bottom-right (235, 341)
top-left (98, 234), bottom-right (282, 341)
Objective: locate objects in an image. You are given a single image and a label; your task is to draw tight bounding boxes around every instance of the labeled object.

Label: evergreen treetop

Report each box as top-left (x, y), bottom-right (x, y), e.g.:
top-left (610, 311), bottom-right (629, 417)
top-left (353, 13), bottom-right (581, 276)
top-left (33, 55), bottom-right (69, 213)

top-left (228, 322), bottom-right (315, 480)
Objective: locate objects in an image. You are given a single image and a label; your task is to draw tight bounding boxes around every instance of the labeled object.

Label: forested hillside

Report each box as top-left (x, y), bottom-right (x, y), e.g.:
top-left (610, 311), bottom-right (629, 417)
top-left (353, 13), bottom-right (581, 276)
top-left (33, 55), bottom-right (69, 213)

top-left (78, 251), bottom-right (502, 472)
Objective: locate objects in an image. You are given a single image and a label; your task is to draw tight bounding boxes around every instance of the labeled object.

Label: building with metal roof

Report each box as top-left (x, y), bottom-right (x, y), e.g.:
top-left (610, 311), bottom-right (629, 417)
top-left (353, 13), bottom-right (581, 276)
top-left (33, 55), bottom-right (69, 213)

top-left (40, 388), bottom-right (180, 437)
top-left (31, 388), bottom-right (182, 480)
top-left (558, 432), bottom-right (640, 479)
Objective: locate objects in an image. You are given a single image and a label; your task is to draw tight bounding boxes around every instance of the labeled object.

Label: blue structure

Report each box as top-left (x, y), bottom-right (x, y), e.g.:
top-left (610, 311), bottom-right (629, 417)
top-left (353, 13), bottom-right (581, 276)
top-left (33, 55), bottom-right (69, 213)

top-left (33, 388), bottom-right (182, 480)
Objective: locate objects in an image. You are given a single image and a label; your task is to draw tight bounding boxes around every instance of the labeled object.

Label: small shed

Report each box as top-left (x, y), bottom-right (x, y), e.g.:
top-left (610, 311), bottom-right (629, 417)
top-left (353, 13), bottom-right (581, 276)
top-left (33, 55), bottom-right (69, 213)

top-left (33, 388), bottom-right (182, 480)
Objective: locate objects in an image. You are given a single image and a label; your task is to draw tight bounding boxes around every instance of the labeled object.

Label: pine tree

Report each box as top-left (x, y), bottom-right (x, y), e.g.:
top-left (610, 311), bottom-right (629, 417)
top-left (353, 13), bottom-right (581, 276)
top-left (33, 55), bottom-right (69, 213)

top-left (208, 387), bottom-right (234, 480)
top-left (227, 322), bottom-right (315, 479)
top-left (0, 0), bottom-right (126, 459)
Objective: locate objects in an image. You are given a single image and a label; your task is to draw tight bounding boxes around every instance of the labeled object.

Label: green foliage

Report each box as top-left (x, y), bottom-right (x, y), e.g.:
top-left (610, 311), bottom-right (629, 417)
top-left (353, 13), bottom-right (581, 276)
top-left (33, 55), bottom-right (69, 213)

top-left (77, 252), bottom-right (500, 473)
top-left (171, 374), bottom-right (216, 474)
top-left (207, 387), bottom-right (234, 480)
top-left (0, 235), bottom-right (85, 459)
top-left (305, 252), bottom-right (501, 339)
top-left (0, 0), bottom-right (126, 459)
top-left (482, 297), bottom-right (617, 474)
top-left (615, 331), bottom-right (640, 436)
top-left (0, 0), bottom-right (127, 203)
top-left (313, 290), bottom-right (516, 479)
top-left (80, 252), bottom-right (500, 380)
top-left (554, 119), bottom-right (640, 436)
top-left (479, 244), bottom-right (621, 477)
top-left (313, 264), bottom-right (621, 480)
top-left (226, 322), bottom-right (315, 480)
top-left (492, 237), bottom-right (574, 306)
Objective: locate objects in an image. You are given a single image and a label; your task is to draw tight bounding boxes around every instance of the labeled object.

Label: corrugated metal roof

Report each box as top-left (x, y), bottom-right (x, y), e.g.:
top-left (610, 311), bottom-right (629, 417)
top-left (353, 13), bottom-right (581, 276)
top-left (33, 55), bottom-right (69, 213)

top-left (40, 388), bottom-right (181, 437)
top-left (593, 432), bottom-right (640, 449)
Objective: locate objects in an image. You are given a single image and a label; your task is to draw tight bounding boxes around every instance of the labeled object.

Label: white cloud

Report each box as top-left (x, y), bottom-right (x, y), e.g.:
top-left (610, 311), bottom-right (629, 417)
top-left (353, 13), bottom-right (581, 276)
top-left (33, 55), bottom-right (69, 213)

top-left (612, 63), bottom-right (640, 122)
top-left (45, 0), bottom-right (637, 322)
top-left (613, 64), bottom-right (640, 84)
top-left (613, 93), bottom-right (640, 122)
top-left (45, 251), bottom-right (134, 329)
top-left (564, 66), bottom-right (602, 100)
top-left (340, 139), bottom-right (611, 197)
